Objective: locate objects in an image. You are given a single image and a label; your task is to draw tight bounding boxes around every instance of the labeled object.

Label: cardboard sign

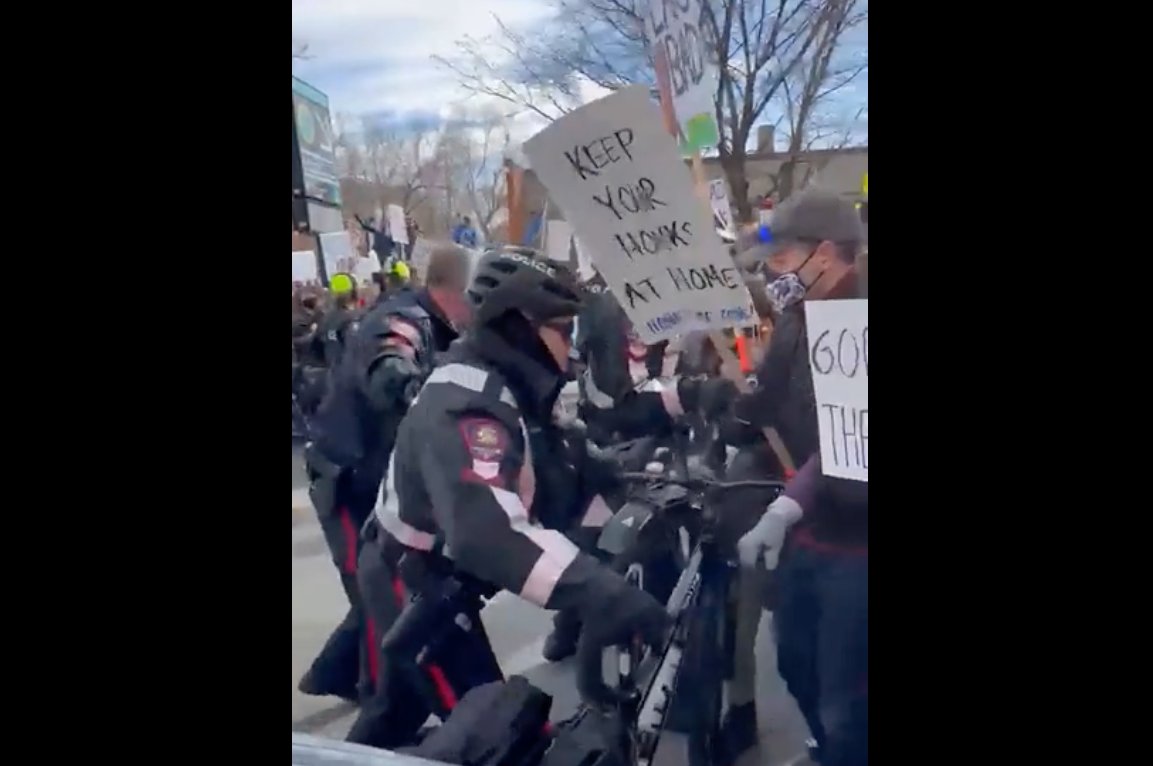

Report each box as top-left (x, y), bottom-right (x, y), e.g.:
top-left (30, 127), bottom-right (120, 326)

top-left (574, 236), bottom-right (595, 281)
top-left (545, 220), bottom-right (574, 263)
top-left (804, 299), bottom-right (868, 482)
top-left (708, 178), bottom-right (733, 235)
top-left (644, 0), bottom-right (720, 152)
top-left (319, 231), bottom-right (357, 284)
top-left (292, 250), bottom-right (318, 283)
top-left (522, 85), bottom-right (754, 343)
top-left (387, 204), bottom-right (409, 245)
top-left (353, 256), bottom-right (378, 284)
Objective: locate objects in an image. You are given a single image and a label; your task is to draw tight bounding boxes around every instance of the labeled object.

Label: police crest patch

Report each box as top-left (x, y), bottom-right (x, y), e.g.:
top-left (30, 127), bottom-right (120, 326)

top-left (459, 418), bottom-right (508, 463)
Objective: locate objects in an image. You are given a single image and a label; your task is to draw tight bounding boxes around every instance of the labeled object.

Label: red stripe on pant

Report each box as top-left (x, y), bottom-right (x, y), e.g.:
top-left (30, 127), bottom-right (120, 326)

top-left (338, 508), bottom-right (358, 575)
top-left (339, 508), bottom-right (377, 684)
top-left (391, 577), bottom-right (459, 712)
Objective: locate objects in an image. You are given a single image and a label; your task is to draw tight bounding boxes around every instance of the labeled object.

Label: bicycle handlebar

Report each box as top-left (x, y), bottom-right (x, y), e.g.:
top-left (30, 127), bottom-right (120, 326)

top-left (617, 472), bottom-right (787, 493)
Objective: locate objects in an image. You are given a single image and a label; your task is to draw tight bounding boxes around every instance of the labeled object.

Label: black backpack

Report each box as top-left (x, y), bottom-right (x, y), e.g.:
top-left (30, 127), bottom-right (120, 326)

top-left (402, 676), bottom-right (551, 766)
top-left (538, 707), bottom-right (629, 766)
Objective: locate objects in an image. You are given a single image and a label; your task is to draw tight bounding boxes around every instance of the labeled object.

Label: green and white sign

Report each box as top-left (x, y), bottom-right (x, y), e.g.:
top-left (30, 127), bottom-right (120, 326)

top-left (644, 0), bottom-right (720, 154)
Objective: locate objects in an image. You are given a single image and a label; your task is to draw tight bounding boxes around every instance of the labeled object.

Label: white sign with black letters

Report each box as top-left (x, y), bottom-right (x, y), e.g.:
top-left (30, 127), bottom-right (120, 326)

top-left (708, 178), bottom-right (733, 235)
top-left (522, 85), bottom-right (753, 343)
top-left (805, 299), bottom-right (868, 482)
top-left (643, 0), bottom-right (720, 152)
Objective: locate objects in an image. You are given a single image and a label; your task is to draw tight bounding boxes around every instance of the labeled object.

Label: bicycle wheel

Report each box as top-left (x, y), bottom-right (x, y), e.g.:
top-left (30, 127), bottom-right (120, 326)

top-left (681, 557), bottom-right (730, 766)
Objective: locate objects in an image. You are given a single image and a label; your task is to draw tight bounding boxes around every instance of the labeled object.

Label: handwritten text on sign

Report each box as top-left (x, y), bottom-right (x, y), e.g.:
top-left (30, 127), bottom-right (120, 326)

top-left (522, 85), bottom-right (752, 343)
top-left (708, 178), bottom-right (733, 234)
top-left (644, 0), bottom-right (719, 151)
top-left (805, 300), bottom-right (868, 482)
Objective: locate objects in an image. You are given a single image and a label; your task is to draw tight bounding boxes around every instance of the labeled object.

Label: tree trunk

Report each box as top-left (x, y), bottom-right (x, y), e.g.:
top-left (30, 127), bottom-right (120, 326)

top-left (721, 151), bottom-right (752, 223)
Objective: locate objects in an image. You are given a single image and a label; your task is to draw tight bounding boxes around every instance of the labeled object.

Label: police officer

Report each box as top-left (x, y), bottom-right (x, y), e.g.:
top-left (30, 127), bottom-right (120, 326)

top-left (346, 247), bottom-right (673, 749)
top-left (292, 288), bottom-right (328, 419)
top-left (318, 273), bottom-right (360, 370)
top-left (298, 245), bottom-right (473, 703)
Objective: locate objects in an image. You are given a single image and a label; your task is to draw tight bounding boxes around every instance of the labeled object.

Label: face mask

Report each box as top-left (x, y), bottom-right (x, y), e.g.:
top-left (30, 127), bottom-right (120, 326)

top-left (766, 249), bottom-right (821, 312)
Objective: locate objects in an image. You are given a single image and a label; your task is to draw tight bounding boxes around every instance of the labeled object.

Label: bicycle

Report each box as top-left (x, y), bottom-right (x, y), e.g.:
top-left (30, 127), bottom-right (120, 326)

top-left (576, 463), bottom-right (785, 766)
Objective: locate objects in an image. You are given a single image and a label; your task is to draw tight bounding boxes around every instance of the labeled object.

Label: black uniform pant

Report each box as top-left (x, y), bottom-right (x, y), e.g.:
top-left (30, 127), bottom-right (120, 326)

top-left (346, 528), bottom-right (504, 750)
top-left (302, 460), bottom-right (373, 699)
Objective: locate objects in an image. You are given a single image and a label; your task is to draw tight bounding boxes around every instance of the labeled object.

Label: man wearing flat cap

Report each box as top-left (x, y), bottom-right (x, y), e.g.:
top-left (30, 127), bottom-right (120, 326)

top-left (711, 188), bottom-right (867, 763)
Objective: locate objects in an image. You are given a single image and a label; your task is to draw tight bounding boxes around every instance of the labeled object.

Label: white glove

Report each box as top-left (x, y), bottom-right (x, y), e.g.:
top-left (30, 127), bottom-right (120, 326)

top-left (737, 496), bottom-right (804, 570)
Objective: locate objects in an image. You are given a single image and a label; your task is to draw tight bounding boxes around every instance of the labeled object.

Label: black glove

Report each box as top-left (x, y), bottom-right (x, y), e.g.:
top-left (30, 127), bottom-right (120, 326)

top-left (676, 376), bottom-right (738, 416)
top-left (581, 575), bottom-right (671, 651)
top-left (575, 573), bottom-right (672, 706)
top-left (697, 378), bottom-right (739, 418)
top-left (600, 390), bottom-right (671, 440)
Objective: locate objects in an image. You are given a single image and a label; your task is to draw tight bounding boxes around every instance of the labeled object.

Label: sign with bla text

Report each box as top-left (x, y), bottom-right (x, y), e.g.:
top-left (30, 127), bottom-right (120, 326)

top-left (708, 178), bottom-right (733, 235)
top-left (805, 299), bottom-right (868, 482)
top-left (522, 85), bottom-right (754, 343)
top-left (645, 0), bottom-right (720, 153)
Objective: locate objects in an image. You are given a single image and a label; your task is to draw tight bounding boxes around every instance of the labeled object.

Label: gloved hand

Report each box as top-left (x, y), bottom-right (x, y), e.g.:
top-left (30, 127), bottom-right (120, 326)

top-left (677, 376), bottom-right (738, 417)
top-left (737, 495), bottom-right (804, 570)
top-left (581, 578), bottom-right (671, 651)
top-left (599, 390), bottom-right (671, 440)
top-left (697, 377), bottom-right (739, 417)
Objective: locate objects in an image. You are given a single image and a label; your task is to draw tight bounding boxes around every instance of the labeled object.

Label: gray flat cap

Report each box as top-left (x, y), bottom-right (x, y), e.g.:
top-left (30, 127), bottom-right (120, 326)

top-left (771, 188), bottom-right (865, 245)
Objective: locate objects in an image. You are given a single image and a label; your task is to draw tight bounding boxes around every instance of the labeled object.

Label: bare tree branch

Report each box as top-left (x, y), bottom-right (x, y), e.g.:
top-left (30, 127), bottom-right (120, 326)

top-left (435, 0), bottom-right (867, 219)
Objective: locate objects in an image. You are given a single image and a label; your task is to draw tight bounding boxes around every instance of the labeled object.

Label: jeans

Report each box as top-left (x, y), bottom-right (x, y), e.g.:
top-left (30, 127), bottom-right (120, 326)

top-left (775, 543), bottom-right (868, 766)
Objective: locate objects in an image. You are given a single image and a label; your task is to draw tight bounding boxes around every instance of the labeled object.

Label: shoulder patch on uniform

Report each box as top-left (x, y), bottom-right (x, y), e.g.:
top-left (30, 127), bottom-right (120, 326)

top-left (387, 319), bottom-right (422, 347)
top-left (458, 417), bottom-right (509, 480)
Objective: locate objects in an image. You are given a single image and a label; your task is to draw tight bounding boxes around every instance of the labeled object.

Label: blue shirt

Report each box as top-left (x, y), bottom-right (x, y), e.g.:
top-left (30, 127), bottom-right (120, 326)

top-left (452, 224), bottom-right (478, 248)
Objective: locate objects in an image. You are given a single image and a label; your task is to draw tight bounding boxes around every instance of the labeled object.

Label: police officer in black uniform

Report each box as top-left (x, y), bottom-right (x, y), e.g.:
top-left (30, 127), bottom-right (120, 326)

top-left (298, 246), bottom-right (472, 703)
top-left (346, 247), bottom-right (676, 749)
top-left (318, 273), bottom-right (361, 371)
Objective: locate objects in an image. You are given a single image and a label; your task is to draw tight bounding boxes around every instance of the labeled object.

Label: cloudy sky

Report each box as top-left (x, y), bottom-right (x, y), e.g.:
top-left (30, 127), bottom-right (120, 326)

top-left (291, 0), bottom-right (554, 125)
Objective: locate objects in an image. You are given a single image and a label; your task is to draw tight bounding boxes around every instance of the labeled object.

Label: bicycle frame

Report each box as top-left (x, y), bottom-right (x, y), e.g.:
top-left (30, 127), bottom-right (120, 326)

top-left (580, 470), bottom-right (784, 766)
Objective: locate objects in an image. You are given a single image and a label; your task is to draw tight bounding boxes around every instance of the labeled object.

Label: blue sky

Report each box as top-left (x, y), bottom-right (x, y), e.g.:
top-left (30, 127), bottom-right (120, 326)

top-left (291, 0), bottom-right (866, 147)
top-left (291, 0), bottom-right (554, 126)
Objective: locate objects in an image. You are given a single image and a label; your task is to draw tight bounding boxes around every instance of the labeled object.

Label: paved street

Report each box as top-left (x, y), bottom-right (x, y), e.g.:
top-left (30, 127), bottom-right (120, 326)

top-left (292, 449), bottom-right (813, 765)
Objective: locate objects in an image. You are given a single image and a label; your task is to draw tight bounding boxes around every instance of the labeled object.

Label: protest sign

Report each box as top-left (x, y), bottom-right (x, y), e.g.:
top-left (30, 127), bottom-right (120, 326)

top-left (410, 239), bottom-right (433, 276)
top-left (387, 204), bottom-right (408, 245)
top-left (522, 85), bottom-right (754, 343)
top-left (708, 178), bottom-right (733, 235)
top-left (291, 250), bottom-right (318, 283)
top-left (644, 0), bottom-right (719, 153)
top-left (319, 231), bottom-right (356, 283)
top-left (805, 299), bottom-right (868, 482)
top-left (353, 256), bottom-right (377, 284)
top-left (364, 249), bottom-right (382, 273)
top-left (574, 236), bottom-right (594, 281)
top-left (545, 220), bottom-right (574, 263)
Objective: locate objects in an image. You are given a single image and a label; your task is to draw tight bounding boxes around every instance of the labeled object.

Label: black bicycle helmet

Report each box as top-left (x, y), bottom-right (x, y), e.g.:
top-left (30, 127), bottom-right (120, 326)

top-left (468, 245), bottom-right (583, 325)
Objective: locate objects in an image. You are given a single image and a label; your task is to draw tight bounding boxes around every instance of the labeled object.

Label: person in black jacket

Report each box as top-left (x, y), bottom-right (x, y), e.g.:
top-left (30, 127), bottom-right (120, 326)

top-left (297, 246), bottom-right (472, 704)
top-left (345, 247), bottom-right (674, 749)
top-left (318, 273), bottom-right (361, 370)
top-left (728, 188), bottom-right (867, 766)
